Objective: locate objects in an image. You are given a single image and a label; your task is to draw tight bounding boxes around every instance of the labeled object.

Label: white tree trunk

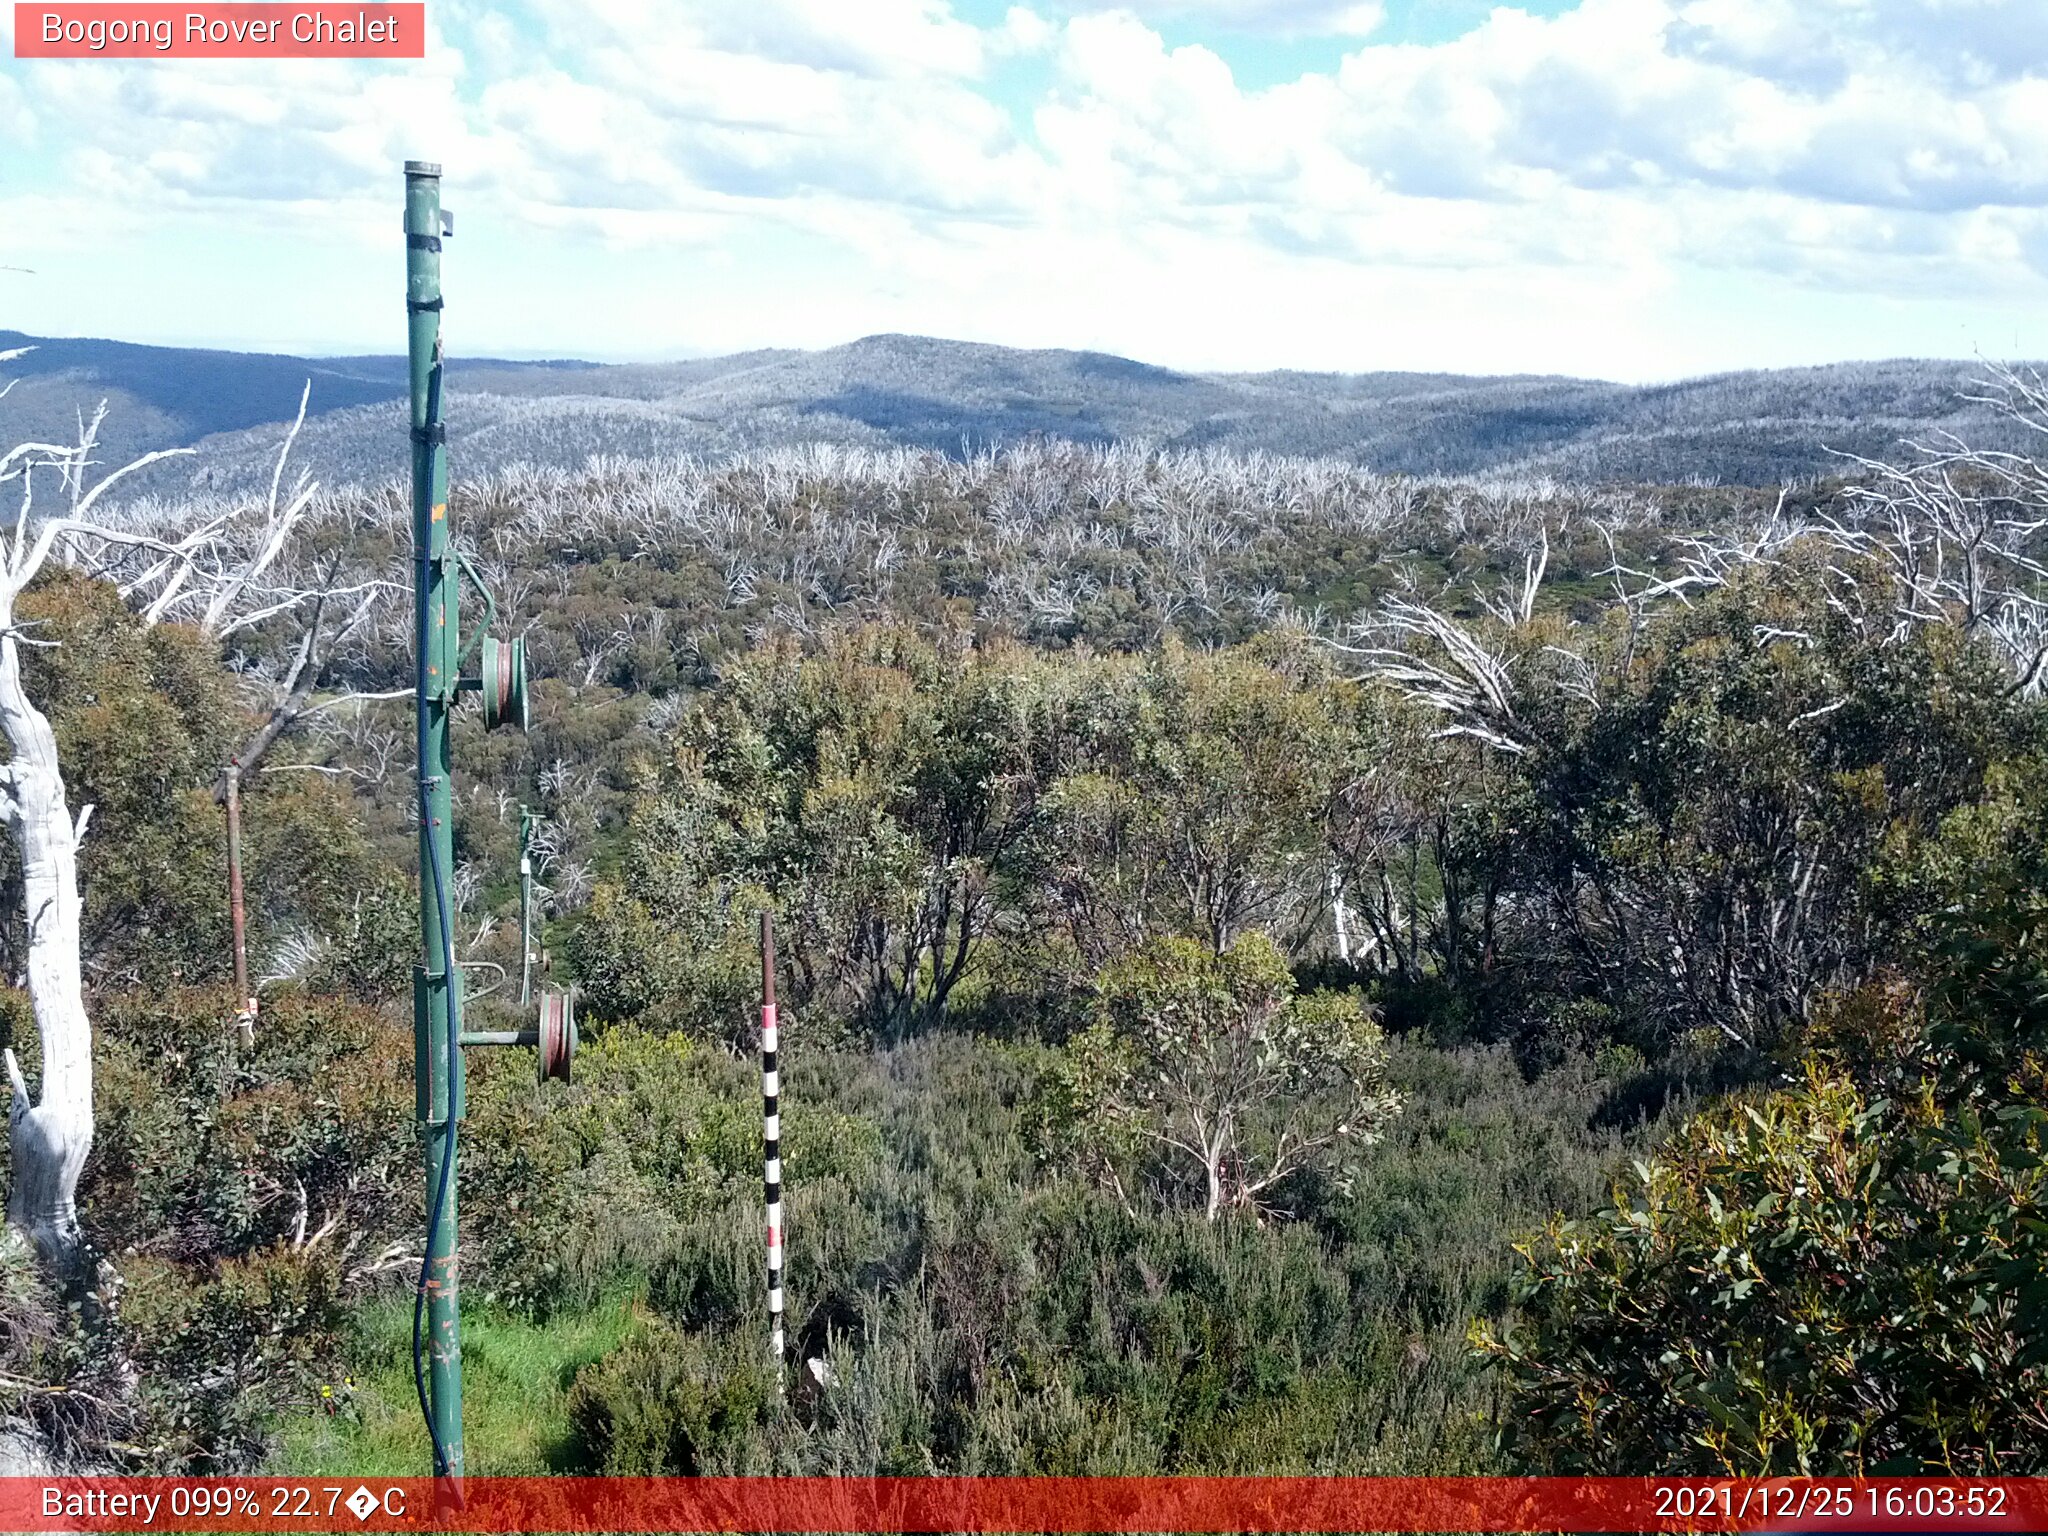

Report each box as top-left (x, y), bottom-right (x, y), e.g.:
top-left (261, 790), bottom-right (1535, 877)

top-left (0, 621), bottom-right (92, 1273)
top-left (0, 387), bottom-right (337, 1279)
top-left (1203, 1139), bottom-right (1225, 1222)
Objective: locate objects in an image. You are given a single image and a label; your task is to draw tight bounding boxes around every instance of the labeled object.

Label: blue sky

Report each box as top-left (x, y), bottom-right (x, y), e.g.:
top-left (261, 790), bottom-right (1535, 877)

top-left (3, 0), bottom-right (2046, 381)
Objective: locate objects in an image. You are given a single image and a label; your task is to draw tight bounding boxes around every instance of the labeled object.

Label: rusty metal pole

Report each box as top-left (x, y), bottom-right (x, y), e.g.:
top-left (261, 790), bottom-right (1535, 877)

top-left (761, 911), bottom-right (784, 1395)
top-left (225, 759), bottom-right (255, 1047)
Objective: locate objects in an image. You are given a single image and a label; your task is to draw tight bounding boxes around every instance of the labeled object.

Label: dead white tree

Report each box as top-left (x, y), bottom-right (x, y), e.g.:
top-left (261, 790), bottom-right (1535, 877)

top-left (143, 386), bottom-right (409, 795)
top-left (1329, 377), bottom-right (2048, 1050)
top-left (1333, 592), bottom-right (1531, 756)
top-left (0, 375), bottom-right (374, 1269)
top-left (1817, 366), bottom-right (2048, 695)
top-left (142, 391), bottom-right (403, 1033)
top-left (0, 405), bottom-right (206, 1271)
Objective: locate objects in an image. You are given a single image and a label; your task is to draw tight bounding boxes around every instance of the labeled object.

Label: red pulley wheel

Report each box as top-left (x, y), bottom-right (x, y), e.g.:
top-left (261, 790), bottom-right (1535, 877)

top-left (538, 990), bottom-right (575, 1084)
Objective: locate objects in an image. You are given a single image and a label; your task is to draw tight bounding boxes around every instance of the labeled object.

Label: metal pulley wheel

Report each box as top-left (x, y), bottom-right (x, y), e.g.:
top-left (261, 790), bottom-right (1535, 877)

top-left (537, 990), bottom-right (576, 1084)
top-left (479, 634), bottom-right (529, 732)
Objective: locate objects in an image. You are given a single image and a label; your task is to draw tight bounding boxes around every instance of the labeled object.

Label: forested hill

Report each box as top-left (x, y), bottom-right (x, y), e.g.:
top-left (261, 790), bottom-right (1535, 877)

top-left (1, 327), bottom-right (2035, 493)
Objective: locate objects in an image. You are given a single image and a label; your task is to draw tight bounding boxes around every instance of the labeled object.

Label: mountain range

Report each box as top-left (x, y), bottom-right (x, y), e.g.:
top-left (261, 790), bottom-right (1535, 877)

top-left (0, 328), bottom-right (2030, 497)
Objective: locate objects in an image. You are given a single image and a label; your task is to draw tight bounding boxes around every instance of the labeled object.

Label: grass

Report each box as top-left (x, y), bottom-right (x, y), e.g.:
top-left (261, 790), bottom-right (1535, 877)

top-left (268, 1289), bottom-right (644, 1475)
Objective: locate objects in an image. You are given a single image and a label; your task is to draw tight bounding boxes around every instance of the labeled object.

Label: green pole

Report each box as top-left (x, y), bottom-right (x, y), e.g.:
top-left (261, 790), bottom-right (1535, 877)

top-left (405, 159), bottom-right (464, 1485)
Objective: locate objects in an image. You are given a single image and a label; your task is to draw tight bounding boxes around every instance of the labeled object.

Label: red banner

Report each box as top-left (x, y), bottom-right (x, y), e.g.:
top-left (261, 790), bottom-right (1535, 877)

top-left (0, 1477), bottom-right (2044, 1532)
top-left (13, 4), bottom-right (425, 58)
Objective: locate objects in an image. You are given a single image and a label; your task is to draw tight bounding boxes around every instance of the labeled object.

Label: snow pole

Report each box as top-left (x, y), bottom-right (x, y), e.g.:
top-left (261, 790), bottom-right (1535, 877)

top-left (761, 910), bottom-right (785, 1393)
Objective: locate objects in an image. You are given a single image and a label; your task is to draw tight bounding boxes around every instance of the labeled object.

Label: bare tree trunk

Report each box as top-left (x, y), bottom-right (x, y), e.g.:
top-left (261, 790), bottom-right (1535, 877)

top-left (0, 388), bottom-right (328, 1281)
top-left (0, 622), bottom-right (92, 1275)
top-left (225, 761), bottom-right (255, 1047)
top-left (210, 605), bottom-right (324, 804)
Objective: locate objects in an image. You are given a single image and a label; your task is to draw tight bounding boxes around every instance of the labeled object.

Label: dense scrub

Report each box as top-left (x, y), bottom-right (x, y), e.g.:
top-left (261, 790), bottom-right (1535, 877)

top-left (1482, 915), bottom-right (2048, 1468)
top-left (0, 407), bottom-right (2043, 1473)
top-left (448, 1030), bottom-right (1640, 1475)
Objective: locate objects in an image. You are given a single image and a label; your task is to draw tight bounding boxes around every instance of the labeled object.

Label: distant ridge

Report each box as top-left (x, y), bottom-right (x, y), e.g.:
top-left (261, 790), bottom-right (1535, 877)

top-left (0, 328), bottom-right (2033, 494)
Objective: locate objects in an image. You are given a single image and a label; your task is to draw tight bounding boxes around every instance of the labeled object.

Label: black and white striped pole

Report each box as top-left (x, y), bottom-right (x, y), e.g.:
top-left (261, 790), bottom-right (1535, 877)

top-left (761, 910), bottom-right (785, 1395)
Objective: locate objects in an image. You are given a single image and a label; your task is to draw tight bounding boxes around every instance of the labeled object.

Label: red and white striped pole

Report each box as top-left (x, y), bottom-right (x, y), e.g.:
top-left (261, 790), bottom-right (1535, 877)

top-left (761, 911), bottom-right (785, 1394)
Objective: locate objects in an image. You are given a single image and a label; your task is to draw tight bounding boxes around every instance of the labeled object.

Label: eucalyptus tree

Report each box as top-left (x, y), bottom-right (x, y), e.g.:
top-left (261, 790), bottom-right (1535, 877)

top-left (0, 409), bottom-right (206, 1268)
top-left (1031, 932), bottom-right (1402, 1220)
top-left (1024, 635), bottom-right (1358, 966)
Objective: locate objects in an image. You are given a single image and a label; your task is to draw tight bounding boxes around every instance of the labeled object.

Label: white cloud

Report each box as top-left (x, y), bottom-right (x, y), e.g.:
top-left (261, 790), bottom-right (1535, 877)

top-left (0, 73), bottom-right (33, 151)
top-left (1318, 0), bottom-right (2048, 213)
top-left (524, 0), bottom-right (986, 81)
top-left (1053, 0), bottom-right (1387, 38)
top-left (993, 6), bottom-right (1057, 54)
top-left (1031, 0), bottom-right (2048, 268)
top-left (6, 0), bottom-right (2048, 377)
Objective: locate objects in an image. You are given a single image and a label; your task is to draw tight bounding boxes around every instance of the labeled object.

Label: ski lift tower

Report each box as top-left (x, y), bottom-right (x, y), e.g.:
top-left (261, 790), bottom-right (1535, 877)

top-left (405, 161), bottom-right (573, 1487)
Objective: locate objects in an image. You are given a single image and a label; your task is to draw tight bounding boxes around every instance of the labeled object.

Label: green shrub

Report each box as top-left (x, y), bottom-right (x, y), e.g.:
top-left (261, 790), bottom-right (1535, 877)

top-left (504, 1031), bottom-right (1630, 1476)
top-left (462, 1025), bottom-right (881, 1316)
top-left (76, 990), bottom-right (411, 1470)
top-left (122, 1246), bottom-right (350, 1469)
top-left (1478, 891), bottom-right (2048, 1473)
top-left (88, 990), bottom-right (412, 1265)
top-left (566, 1323), bottom-right (776, 1474)
top-left (1031, 934), bottom-right (1401, 1218)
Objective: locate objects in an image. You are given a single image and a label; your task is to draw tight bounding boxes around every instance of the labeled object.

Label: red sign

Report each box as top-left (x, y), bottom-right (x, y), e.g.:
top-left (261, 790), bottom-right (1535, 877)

top-left (14, 4), bottom-right (425, 57)
top-left (0, 1477), bottom-right (2041, 1533)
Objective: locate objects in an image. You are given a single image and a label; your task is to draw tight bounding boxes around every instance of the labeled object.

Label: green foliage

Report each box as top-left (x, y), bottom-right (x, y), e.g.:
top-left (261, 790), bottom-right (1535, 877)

top-left (4, 571), bottom-right (237, 987)
top-left (120, 1246), bottom-right (350, 1469)
top-left (461, 1025), bottom-right (881, 1316)
top-left (1324, 554), bottom-right (2044, 1069)
top-left (566, 802), bottom-right (770, 1042)
top-left (1519, 556), bottom-right (2034, 1052)
top-left (1478, 878), bottom-right (2048, 1472)
top-left (240, 780), bottom-right (415, 1003)
top-left (89, 990), bottom-right (411, 1261)
top-left (535, 546), bottom-right (2048, 1478)
top-left (579, 628), bottom-right (1370, 1040)
top-left (1021, 636), bottom-right (1359, 962)
top-left (566, 1323), bottom-right (777, 1473)
top-left (292, 1029), bottom-right (1627, 1478)
top-left (0, 1231), bottom-right (85, 1453)
top-left (78, 989), bottom-right (413, 1469)
top-left (268, 1291), bottom-right (643, 1475)
top-left (575, 627), bottom-right (1063, 1038)
top-left (1, 438), bottom-right (2039, 1485)
top-left (1034, 934), bottom-right (1400, 1218)
top-left (0, 571), bottom-right (405, 996)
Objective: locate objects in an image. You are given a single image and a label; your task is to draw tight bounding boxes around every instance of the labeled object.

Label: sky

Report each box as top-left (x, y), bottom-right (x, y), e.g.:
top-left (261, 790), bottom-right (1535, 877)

top-left (3, 0), bottom-right (2047, 381)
